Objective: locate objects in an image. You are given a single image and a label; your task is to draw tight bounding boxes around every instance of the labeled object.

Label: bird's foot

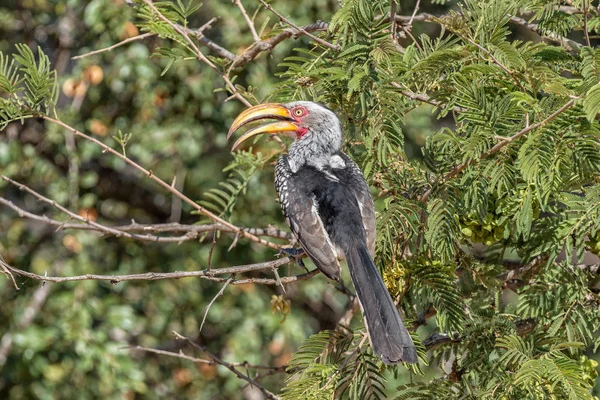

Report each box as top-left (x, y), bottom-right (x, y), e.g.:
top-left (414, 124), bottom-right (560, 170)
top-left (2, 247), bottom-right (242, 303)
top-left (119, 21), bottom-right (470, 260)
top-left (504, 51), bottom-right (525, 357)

top-left (277, 247), bottom-right (307, 271)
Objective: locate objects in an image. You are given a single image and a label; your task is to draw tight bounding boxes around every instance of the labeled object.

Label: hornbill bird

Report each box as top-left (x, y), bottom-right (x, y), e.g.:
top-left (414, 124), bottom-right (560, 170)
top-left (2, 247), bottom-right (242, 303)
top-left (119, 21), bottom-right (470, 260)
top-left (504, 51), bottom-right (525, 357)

top-left (228, 101), bottom-right (417, 364)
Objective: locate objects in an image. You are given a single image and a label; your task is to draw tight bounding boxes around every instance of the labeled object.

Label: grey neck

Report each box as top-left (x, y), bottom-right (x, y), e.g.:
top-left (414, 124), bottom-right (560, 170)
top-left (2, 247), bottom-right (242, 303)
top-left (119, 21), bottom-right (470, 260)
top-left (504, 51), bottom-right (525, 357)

top-left (288, 126), bottom-right (343, 173)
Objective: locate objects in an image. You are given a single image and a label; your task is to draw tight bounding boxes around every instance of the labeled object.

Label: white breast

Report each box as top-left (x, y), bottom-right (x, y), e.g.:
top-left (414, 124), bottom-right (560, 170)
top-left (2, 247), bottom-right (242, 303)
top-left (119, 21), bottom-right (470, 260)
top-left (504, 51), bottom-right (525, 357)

top-left (330, 155), bottom-right (345, 169)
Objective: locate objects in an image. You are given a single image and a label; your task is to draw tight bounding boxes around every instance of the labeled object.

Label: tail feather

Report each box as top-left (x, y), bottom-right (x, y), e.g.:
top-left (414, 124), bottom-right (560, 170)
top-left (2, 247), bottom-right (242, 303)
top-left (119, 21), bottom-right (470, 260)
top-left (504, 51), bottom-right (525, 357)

top-left (346, 246), bottom-right (417, 364)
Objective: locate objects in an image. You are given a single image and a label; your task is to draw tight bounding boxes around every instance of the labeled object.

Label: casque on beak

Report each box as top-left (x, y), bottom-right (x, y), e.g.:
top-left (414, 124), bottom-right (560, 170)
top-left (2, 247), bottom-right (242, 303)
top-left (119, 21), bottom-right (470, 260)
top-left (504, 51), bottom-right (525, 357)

top-left (227, 103), bottom-right (298, 151)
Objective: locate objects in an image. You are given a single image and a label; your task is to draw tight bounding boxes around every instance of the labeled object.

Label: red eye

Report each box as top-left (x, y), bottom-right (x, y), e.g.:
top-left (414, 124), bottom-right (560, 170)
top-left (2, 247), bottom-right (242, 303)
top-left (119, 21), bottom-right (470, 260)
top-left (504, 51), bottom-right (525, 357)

top-left (293, 107), bottom-right (306, 117)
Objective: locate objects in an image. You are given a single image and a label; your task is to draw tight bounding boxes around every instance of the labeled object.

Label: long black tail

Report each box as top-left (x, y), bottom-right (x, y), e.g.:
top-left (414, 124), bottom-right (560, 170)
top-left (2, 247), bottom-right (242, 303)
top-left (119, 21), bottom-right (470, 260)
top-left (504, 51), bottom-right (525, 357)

top-left (346, 245), bottom-right (417, 364)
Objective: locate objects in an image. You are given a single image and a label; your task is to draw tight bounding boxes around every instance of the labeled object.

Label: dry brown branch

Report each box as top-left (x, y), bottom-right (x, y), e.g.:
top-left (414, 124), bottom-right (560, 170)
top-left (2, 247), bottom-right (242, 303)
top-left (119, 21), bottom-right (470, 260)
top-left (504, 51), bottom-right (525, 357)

top-left (390, 0), bottom-right (398, 41)
top-left (2, 256), bottom-right (322, 285)
top-left (143, 0), bottom-right (250, 106)
top-left (183, 27), bottom-right (236, 61)
top-left (199, 275), bottom-right (234, 333)
top-left (107, 222), bottom-right (289, 238)
top-left (398, 24), bottom-right (423, 52)
top-left (0, 192), bottom-right (291, 243)
top-left (508, 16), bottom-right (582, 51)
top-left (73, 17), bottom-right (220, 60)
top-left (0, 254), bottom-right (18, 290)
top-left (419, 98), bottom-right (576, 202)
top-left (408, 0), bottom-right (422, 26)
top-left (131, 345), bottom-right (287, 372)
top-left (335, 296), bottom-right (359, 332)
top-left (172, 330), bottom-right (281, 400)
top-left (583, 0), bottom-right (592, 47)
top-left (234, 0), bottom-right (260, 42)
top-left (72, 33), bottom-right (154, 60)
top-left (256, 0), bottom-right (339, 51)
top-left (2, 176), bottom-right (202, 243)
top-left (390, 12), bottom-right (434, 24)
top-left (231, 21), bottom-right (328, 68)
top-left (38, 115), bottom-right (282, 250)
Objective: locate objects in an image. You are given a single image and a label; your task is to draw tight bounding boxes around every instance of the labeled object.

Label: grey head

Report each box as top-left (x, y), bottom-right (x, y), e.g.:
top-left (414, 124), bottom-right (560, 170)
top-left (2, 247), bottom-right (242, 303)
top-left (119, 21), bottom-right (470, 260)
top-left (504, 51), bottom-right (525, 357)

top-left (283, 101), bottom-right (344, 172)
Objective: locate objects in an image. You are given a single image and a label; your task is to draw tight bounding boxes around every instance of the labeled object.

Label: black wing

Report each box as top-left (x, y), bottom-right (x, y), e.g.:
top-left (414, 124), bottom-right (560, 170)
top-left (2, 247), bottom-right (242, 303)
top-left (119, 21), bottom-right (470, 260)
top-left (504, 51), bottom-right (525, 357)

top-left (338, 153), bottom-right (376, 257)
top-left (275, 155), bottom-right (341, 281)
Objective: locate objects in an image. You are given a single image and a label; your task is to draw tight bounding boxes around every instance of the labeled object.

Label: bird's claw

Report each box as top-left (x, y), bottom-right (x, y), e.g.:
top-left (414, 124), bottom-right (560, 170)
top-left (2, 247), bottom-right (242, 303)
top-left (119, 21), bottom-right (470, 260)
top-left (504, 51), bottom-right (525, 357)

top-left (277, 247), bottom-right (307, 271)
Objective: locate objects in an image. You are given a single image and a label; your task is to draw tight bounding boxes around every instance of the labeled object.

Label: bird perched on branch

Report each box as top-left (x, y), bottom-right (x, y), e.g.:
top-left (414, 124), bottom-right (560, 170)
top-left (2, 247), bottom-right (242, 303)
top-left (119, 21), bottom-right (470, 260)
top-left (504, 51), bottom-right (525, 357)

top-left (228, 101), bottom-right (417, 364)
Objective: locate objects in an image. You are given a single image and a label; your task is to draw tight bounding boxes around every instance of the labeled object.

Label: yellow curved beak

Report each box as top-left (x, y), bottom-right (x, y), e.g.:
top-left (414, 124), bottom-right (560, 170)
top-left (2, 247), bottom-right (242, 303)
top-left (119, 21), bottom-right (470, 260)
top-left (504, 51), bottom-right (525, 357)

top-left (228, 103), bottom-right (298, 151)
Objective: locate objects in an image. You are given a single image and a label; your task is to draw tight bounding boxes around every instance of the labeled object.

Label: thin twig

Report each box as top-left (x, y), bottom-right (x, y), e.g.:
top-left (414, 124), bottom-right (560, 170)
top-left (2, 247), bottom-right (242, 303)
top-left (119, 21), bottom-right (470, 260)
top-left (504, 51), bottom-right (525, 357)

top-left (398, 24), bottom-right (422, 52)
top-left (1, 177), bottom-right (203, 243)
top-left (131, 345), bottom-right (287, 372)
top-left (3, 257), bottom-right (321, 285)
top-left (256, 0), bottom-right (339, 51)
top-left (184, 27), bottom-right (236, 61)
top-left (335, 296), bottom-right (359, 332)
top-left (173, 331), bottom-right (281, 400)
top-left (199, 275), bottom-right (234, 333)
top-left (272, 266), bottom-right (286, 294)
top-left (73, 17), bottom-right (221, 60)
top-left (390, 0), bottom-right (398, 42)
top-left (234, 0), bottom-right (260, 42)
top-left (143, 0), bottom-right (250, 106)
top-left (0, 196), bottom-right (292, 242)
top-left (72, 33), bottom-right (154, 60)
top-left (390, 12), bottom-right (434, 24)
top-left (0, 255), bottom-right (18, 290)
top-left (583, 0), bottom-right (591, 47)
top-left (38, 116), bottom-right (281, 250)
top-left (408, 0), bottom-right (421, 26)
top-left (231, 21), bottom-right (328, 68)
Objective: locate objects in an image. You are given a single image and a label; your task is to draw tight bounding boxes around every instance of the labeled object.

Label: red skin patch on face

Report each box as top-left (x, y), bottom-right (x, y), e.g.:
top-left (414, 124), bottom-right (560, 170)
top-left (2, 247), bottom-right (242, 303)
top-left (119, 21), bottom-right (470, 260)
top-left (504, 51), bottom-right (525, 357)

top-left (296, 127), bottom-right (309, 138)
top-left (290, 106), bottom-right (310, 138)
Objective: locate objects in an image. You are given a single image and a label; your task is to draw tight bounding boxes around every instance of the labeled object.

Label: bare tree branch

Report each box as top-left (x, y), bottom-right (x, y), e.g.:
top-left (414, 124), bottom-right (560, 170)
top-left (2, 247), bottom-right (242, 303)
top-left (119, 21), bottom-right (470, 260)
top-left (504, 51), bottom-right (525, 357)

top-left (390, 0), bottom-right (398, 42)
top-left (37, 115), bottom-right (282, 250)
top-left (131, 345), bottom-right (287, 372)
top-left (2, 175), bottom-right (207, 243)
top-left (234, 0), bottom-right (260, 42)
top-left (72, 33), bottom-right (155, 60)
top-left (143, 0), bottom-right (250, 106)
top-left (0, 254), bottom-right (18, 290)
top-left (2, 256), bottom-right (322, 285)
top-left (256, 0), bottom-right (339, 51)
top-left (0, 193), bottom-right (291, 242)
top-left (408, 0), bottom-right (422, 27)
top-left (183, 26), bottom-right (237, 61)
top-left (199, 275), bottom-right (234, 333)
top-left (73, 17), bottom-right (222, 60)
top-left (583, 0), bottom-right (591, 47)
top-left (172, 330), bottom-right (281, 400)
top-left (231, 21), bottom-right (328, 68)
